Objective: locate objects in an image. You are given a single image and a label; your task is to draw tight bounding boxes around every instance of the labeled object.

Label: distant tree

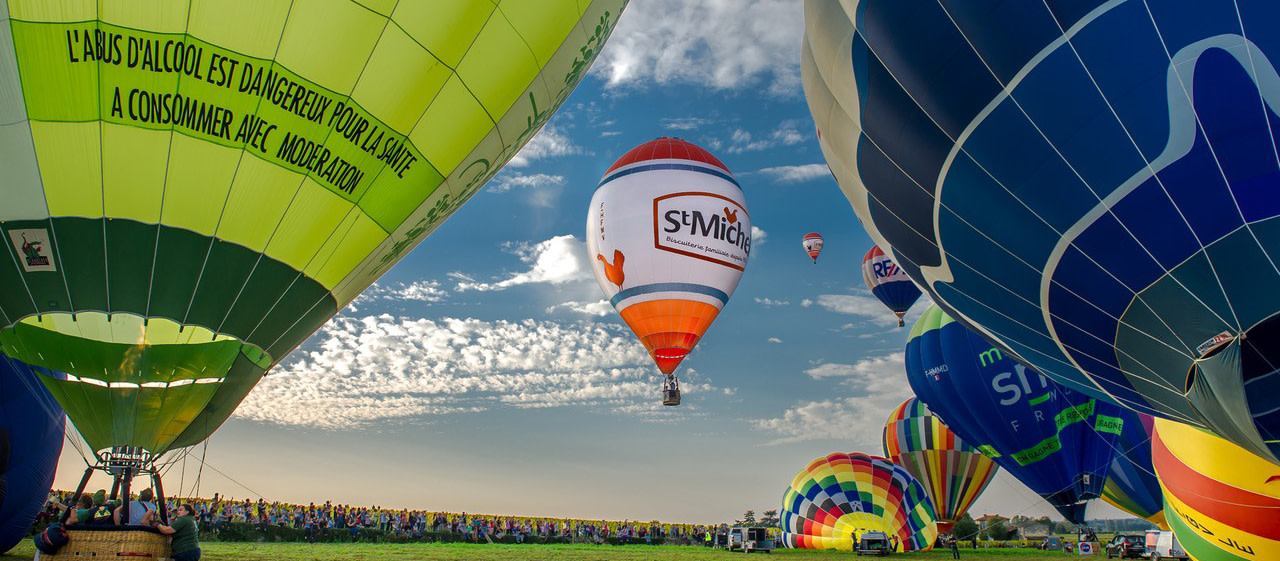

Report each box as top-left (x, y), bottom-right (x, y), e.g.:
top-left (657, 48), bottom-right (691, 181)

top-left (760, 510), bottom-right (779, 528)
top-left (984, 519), bottom-right (1011, 541)
top-left (952, 513), bottom-right (979, 541)
top-left (741, 510), bottom-right (756, 525)
top-left (1053, 520), bottom-right (1076, 534)
top-left (1010, 515), bottom-right (1033, 528)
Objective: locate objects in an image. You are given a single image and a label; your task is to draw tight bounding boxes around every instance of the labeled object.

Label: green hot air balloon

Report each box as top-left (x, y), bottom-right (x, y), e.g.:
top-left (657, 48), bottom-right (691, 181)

top-left (0, 0), bottom-right (625, 502)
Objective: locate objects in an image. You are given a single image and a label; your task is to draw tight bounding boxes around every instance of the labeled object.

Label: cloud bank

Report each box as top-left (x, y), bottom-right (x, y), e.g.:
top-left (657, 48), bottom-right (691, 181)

top-left (238, 314), bottom-right (716, 428)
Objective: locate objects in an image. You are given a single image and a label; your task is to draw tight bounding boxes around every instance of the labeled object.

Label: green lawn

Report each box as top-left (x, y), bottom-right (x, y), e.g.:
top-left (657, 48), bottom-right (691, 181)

top-left (3, 541), bottom-right (1084, 560)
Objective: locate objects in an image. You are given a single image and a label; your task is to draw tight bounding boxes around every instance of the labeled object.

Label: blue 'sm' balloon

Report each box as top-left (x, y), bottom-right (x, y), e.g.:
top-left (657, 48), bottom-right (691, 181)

top-left (905, 305), bottom-right (1122, 524)
top-left (1, 354), bottom-right (64, 553)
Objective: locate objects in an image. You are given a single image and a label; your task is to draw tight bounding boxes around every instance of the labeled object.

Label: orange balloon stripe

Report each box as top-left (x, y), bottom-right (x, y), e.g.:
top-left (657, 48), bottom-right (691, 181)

top-left (619, 299), bottom-right (720, 373)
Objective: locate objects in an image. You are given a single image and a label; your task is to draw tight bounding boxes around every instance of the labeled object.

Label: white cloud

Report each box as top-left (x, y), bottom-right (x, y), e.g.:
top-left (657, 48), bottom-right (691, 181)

top-left (756, 164), bottom-right (830, 184)
top-left (721, 121), bottom-right (809, 154)
top-left (454, 235), bottom-right (592, 291)
top-left (752, 352), bottom-right (912, 446)
top-left (488, 173), bottom-right (566, 194)
top-left (595, 0), bottom-right (803, 96)
top-left (751, 226), bottom-right (766, 246)
top-left (237, 315), bottom-right (721, 428)
top-left (813, 293), bottom-right (931, 328)
top-left (546, 299), bottom-right (613, 317)
top-left (768, 337), bottom-right (782, 344)
top-left (803, 353), bottom-right (904, 380)
top-left (507, 125), bottom-right (581, 167)
top-left (754, 297), bottom-right (789, 306)
top-left (800, 298), bottom-right (813, 307)
top-left (355, 280), bottom-right (448, 304)
top-left (661, 116), bottom-right (713, 131)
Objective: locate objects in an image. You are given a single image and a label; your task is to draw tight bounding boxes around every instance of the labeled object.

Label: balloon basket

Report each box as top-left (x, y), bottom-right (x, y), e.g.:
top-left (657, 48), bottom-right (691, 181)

top-left (662, 375), bottom-right (681, 406)
top-left (37, 527), bottom-right (172, 560)
top-left (662, 388), bottom-right (681, 406)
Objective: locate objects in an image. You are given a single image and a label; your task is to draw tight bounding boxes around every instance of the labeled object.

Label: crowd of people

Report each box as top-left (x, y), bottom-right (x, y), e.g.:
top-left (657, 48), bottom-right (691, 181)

top-left (37, 490), bottom-right (722, 546)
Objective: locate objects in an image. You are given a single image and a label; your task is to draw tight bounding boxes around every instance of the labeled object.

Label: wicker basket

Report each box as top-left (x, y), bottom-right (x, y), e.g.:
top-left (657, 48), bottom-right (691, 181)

top-left (37, 528), bottom-right (172, 560)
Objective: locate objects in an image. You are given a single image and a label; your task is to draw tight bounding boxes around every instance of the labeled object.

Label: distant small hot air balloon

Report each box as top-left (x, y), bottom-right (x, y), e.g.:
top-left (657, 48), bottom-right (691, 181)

top-left (586, 137), bottom-right (750, 405)
top-left (802, 232), bottom-right (824, 263)
top-left (883, 398), bottom-right (998, 536)
top-left (780, 452), bottom-right (938, 552)
top-left (862, 246), bottom-right (921, 327)
top-left (1153, 418), bottom-right (1280, 561)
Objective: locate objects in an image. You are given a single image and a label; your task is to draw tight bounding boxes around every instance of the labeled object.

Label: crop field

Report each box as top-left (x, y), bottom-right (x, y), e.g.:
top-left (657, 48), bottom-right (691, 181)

top-left (3, 541), bottom-right (1081, 560)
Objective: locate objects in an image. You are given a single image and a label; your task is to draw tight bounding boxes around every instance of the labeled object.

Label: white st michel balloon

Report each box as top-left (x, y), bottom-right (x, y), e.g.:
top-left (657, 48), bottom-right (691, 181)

top-left (586, 137), bottom-right (750, 404)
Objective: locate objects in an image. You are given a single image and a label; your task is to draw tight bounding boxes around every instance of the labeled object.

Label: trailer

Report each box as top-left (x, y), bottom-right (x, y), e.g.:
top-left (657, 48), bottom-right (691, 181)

top-left (728, 527), bottom-right (775, 553)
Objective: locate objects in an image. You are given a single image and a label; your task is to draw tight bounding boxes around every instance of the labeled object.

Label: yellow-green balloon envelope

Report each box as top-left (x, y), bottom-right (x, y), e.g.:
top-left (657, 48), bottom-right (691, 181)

top-left (0, 0), bottom-right (625, 455)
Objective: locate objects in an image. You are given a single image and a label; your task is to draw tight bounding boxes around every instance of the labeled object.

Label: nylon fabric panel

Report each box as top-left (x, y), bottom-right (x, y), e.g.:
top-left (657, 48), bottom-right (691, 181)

top-left (0, 353), bottom-right (63, 554)
top-left (1153, 418), bottom-right (1280, 561)
top-left (803, 0), bottom-right (1280, 465)
top-left (905, 305), bottom-right (1121, 523)
top-left (1, 0), bottom-right (627, 456)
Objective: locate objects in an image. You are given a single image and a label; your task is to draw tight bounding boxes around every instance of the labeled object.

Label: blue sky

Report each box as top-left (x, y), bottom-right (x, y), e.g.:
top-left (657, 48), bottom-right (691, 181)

top-left (53, 0), bottom-right (1128, 524)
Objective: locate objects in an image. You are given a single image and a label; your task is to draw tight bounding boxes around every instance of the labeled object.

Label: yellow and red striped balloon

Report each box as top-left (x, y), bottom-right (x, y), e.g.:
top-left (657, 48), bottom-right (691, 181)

top-left (883, 398), bottom-right (998, 535)
top-left (1152, 418), bottom-right (1280, 561)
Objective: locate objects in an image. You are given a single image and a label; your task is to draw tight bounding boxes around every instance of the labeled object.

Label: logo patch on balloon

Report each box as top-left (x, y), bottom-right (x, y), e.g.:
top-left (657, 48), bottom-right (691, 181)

top-left (8, 229), bottom-right (55, 272)
top-left (655, 193), bottom-right (750, 270)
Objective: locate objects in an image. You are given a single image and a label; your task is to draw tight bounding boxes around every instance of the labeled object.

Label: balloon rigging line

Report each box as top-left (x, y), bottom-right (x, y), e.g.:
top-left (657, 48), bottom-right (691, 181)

top-left (176, 0), bottom-right (296, 335)
top-left (1054, 0), bottom-right (1247, 331)
top-left (852, 124), bottom-right (1198, 409)
top-left (214, 0), bottom-right (407, 342)
top-left (1141, 0), bottom-right (1280, 284)
top-left (954, 0), bottom-right (1247, 339)
top-left (1230, 0), bottom-right (1280, 176)
top-left (193, 440), bottom-right (209, 500)
top-left (211, 0), bottom-right (409, 347)
top-left (845, 0), bottom-right (1257, 408)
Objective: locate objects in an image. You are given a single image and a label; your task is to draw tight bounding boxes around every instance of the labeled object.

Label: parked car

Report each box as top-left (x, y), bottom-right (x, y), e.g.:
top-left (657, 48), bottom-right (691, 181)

top-left (1145, 530), bottom-right (1189, 560)
top-left (1105, 534), bottom-right (1146, 558)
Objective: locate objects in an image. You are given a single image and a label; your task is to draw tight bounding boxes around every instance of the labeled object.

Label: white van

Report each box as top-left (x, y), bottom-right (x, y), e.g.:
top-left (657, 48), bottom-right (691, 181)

top-left (1144, 530), bottom-right (1189, 560)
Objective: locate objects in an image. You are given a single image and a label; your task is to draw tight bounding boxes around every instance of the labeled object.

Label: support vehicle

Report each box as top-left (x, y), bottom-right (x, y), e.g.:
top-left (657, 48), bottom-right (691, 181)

top-left (856, 531), bottom-right (892, 556)
top-left (727, 527), bottom-right (774, 553)
top-left (1145, 530), bottom-right (1189, 560)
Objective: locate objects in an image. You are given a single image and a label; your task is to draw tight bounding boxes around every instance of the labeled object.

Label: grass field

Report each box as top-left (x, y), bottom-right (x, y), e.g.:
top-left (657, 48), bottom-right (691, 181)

top-left (2, 541), bottom-right (1083, 560)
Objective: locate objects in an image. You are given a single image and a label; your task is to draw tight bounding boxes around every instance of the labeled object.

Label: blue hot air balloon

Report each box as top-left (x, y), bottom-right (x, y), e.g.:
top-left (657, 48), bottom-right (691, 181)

top-left (905, 305), bottom-right (1122, 524)
top-left (1, 353), bottom-right (64, 554)
top-left (1101, 411), bottom-right (1168, 530)
top-left (862, 246), bottom-right (922, 327)
top-left (804, 0), bottom-right (1280, 464)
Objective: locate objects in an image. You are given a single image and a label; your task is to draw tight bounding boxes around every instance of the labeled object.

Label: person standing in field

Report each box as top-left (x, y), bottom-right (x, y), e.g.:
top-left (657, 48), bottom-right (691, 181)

top-left (154, 503), bottom-right (200, 561)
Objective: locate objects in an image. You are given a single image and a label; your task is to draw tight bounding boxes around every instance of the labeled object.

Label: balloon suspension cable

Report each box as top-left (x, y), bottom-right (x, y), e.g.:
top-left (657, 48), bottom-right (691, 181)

top-left (61, 445), bottom-right (169, 524)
